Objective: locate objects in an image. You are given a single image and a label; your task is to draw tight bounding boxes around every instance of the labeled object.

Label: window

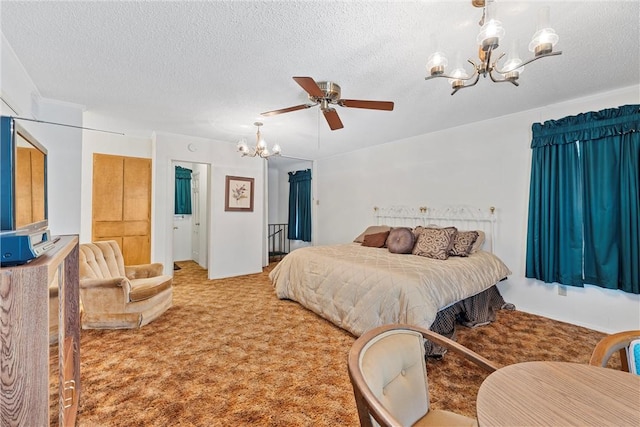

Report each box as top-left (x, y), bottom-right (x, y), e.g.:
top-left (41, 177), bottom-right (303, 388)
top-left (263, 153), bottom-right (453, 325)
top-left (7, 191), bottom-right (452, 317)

top-left (525, 104), bottom-right (639, 294)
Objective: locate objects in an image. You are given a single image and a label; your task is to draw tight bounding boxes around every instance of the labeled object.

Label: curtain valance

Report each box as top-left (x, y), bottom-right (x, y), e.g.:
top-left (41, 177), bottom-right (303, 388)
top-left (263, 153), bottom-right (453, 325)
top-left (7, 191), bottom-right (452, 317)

top-left (288, 169), bottom-right (311, 183)
top-left (531, 104), bottom-right (640, 148)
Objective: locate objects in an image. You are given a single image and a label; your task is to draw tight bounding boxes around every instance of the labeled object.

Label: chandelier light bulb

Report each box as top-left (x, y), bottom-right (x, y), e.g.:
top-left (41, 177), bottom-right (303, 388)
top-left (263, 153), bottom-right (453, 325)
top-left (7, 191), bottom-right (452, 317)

top-left (237, 139), bottom-right (249, 153)
top-left (529, 7), bottom-right (559, 55)
top-left (426, 52), bottom-right (448, 75)
top-left (448, 53), bottom-right (468, 88)
top-left (503, 40), bottom-right (525, 74)
top-left (476, 1), bottom-right (504, 51)
top-left (477, 18), bottom-right (504, 51)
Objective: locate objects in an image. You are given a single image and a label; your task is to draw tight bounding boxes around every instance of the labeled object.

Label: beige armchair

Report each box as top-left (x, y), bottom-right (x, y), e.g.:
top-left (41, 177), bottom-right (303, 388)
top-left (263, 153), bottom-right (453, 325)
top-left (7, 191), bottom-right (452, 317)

top-left (79, 240), bottom-right (173, 329)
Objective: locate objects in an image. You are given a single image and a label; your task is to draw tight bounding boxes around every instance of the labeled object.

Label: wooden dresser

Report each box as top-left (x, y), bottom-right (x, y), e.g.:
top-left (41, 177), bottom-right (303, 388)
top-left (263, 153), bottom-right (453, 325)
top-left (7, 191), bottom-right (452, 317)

top-left (0, 235), bottom-right (80, 426)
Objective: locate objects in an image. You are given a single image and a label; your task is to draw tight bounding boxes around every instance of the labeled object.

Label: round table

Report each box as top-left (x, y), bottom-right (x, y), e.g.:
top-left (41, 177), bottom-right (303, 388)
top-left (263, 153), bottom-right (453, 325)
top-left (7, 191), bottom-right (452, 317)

top-left (476, 361), bottom-right (640, 426)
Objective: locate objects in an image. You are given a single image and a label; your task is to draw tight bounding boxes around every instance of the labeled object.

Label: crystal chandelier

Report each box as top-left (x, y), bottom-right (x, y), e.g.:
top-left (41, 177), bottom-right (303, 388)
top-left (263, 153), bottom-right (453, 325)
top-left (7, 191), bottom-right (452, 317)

top-left (425, 0), bottom-right (562, 95)
top-left (237, 122), bottom-right (281, 159)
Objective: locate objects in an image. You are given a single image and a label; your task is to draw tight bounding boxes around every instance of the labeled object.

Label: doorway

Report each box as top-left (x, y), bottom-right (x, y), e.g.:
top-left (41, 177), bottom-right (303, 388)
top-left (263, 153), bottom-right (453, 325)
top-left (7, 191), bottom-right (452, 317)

top-left (172, 161), bottom-right (210, 270)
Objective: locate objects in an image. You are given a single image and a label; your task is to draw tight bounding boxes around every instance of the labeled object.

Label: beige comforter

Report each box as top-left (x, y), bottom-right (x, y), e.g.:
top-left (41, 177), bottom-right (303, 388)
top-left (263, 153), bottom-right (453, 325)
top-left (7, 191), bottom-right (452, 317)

top-left (269, 243), bottom-right (511, 337)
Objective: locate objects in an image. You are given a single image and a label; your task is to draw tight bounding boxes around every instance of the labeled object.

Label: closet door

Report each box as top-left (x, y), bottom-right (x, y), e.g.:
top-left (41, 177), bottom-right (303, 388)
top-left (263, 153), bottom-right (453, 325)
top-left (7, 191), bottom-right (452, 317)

top-left (15, 146), bottom-right (46, 227)
top-left (92, 154), bottom-right (151, 264)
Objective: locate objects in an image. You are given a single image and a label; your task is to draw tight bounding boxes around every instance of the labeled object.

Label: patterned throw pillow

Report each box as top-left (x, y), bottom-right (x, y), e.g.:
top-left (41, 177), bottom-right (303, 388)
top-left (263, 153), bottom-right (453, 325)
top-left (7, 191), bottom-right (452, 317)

top-left (412, 227), bottom-right (457, 260)
top-left (450, 230), bottom-right (479, 257)
top-left (386, 227), bottom-right (415, 254)
top-left (361, 231), bottom-right (390, 248)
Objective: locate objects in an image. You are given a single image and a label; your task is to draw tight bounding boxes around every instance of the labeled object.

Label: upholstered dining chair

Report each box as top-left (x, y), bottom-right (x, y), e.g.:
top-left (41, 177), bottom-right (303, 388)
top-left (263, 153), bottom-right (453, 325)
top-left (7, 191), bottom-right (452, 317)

top-left (347, 324), bottom-right (499, 427)
top-left (79, 240), bottom-right (173, 329)
top-left (589, 330), bottom-right (640, 375)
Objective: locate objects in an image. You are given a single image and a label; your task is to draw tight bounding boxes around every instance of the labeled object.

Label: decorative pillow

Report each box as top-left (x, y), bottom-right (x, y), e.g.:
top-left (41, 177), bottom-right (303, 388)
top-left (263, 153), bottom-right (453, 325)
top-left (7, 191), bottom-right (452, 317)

top-left (361, 231), bottom-right (390, 248)
top-left (470, 230), bottom-right (486, 253)
top-left (412, 227), bottom-right (457, 260)
top-left (413, 224), bottom-right (449, 238)
top-left (354, 225), bottom-right (391, 243)
top-left (386, 227), bottom-right (415, 254)
top-left (449, 230), bottom-right (479, 257)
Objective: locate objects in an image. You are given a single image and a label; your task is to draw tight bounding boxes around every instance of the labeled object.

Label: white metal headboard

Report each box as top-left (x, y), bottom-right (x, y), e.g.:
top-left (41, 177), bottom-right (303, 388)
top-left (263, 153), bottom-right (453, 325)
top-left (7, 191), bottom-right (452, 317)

top-left (373, 205), bottom-right (498, 253)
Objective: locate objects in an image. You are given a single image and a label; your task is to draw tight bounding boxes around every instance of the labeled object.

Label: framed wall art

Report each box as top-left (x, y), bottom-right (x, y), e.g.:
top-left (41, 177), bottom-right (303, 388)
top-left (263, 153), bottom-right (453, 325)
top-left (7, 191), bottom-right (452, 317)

top-left (225, 175), bottom-right (254, 212)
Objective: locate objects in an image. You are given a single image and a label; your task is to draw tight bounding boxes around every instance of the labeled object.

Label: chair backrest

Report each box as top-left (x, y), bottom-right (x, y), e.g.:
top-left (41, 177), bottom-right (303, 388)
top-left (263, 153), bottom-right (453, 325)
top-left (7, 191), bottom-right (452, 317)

top-left (79, 240), bottom-right (127, 281)
top-left (349, 327), bottom-right (430, 427)
top-left (589, 330), bottom-right (640, 375)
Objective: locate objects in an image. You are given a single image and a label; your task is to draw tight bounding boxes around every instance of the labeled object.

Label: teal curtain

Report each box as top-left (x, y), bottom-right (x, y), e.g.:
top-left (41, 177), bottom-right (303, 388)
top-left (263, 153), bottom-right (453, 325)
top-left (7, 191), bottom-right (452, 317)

top-left (175, 166), bottom-right (192, 215)
top-left (288, 169), bottom-right (312, 242)
top-left (526, 104), bottom-right (640, 294)
top-left (581, 131), bottom-right (640, 292)
top-left (525, 142), bottom-right (583, 286)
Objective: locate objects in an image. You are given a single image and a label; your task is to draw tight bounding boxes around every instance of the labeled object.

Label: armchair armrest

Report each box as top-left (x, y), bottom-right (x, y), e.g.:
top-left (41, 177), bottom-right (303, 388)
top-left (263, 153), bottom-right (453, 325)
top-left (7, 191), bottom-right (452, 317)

top-left (125, 263), bottom-right (164, 279)
top-left (80, 277), bottom-right (130, 291)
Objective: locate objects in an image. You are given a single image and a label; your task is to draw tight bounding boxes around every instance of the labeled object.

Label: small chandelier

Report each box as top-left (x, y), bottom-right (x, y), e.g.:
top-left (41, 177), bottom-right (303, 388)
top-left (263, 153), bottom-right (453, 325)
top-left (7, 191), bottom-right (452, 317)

top-left (425, 0), bottom-right (562, 95)
top-left (237, 122), bottom-right (281, 159)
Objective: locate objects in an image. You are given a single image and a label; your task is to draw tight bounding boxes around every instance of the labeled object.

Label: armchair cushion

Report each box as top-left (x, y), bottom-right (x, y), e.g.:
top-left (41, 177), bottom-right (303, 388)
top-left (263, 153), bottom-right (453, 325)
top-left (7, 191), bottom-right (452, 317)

top-left (128, 276), bottom-right (173, 302)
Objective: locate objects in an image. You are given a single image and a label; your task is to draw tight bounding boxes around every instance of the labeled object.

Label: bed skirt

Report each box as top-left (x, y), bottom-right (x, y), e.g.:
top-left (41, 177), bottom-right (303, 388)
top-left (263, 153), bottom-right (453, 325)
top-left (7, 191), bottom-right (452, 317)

top-left (426, 285), bottom-right (515, 356)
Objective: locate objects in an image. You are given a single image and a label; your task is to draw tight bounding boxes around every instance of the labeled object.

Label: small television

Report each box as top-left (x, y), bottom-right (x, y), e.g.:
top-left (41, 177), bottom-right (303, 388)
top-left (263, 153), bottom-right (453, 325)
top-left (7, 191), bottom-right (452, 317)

top-left (0, 116), bottom-right (54, 266)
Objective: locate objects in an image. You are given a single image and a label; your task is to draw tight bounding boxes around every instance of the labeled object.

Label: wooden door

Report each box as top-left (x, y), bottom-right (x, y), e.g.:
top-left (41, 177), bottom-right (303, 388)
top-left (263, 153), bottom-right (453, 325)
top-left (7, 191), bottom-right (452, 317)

top-left (15, 146), bottom-right (46, 228)
top-left (92, 154), bottom-right (151, 264)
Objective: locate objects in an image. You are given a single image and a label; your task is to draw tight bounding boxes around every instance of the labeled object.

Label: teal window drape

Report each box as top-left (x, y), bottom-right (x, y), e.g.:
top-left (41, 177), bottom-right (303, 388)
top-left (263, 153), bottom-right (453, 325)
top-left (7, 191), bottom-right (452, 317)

top-left (526, 104), bottom-right (640, 294)
top-left (288, 169), bottom-right (312, 242)
top-left (175, 166), bottom-right (193, 215)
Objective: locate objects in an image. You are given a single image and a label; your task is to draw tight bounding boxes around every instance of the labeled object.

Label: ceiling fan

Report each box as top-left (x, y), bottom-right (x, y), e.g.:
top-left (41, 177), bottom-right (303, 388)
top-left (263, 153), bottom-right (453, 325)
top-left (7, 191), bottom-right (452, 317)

top-left (261, 76), bottom-right (394, 131)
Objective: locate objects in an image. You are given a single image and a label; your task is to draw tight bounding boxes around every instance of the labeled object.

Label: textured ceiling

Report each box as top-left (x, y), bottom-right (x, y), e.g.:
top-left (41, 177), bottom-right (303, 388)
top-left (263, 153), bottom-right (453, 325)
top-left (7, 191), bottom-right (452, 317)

top-left (1, 1), bottom-right (638, 162)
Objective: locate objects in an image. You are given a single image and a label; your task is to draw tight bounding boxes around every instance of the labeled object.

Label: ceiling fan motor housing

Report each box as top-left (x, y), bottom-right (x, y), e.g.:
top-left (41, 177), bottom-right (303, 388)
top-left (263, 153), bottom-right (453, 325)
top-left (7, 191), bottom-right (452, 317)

top-left (312, 81), bottom-right (341, 104)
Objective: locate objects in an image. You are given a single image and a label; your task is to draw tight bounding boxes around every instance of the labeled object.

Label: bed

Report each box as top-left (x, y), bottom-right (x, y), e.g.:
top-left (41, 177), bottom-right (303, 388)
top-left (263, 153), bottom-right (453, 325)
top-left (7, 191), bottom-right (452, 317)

top-left (269, 206), bottom-right (513, 355)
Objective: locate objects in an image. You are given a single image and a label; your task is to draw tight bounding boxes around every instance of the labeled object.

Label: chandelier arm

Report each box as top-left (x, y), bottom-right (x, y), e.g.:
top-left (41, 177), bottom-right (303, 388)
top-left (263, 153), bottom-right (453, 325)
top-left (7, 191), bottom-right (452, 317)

top-left (425, 70), bottom-right (479, 82)
top-left (451, 73), bottom-right (481, 95)
top-left (490, 52), bottom-right (506, 72)
top-left (494, 51), bottom-right (563, 74)
top-left (488, 70), bottom-right (520, 86)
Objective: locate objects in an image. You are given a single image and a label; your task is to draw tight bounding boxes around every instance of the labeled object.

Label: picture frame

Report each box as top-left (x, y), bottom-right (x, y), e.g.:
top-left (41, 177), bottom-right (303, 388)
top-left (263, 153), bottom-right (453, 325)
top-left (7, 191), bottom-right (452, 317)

top-left (225, 175), bottom-right (254, 212)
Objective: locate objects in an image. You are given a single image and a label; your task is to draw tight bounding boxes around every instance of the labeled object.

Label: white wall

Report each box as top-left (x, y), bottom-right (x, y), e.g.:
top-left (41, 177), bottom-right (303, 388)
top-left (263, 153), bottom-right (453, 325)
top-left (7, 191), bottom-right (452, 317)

top-left (83, 120), bottom-right (266, 279)
top-left (1, 34), bottom-right (83, 237)
top-left (81, 112), bottom-right (152, 243)
top-left (153, 132), bottom-right (265, 279)
top-left (315, 85), bottom-right (640, 333)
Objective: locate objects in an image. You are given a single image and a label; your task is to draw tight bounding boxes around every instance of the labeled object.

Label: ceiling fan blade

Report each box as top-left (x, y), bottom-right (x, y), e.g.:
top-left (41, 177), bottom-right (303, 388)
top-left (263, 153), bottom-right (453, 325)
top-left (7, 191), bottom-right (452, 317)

top-left (261, 103), bottom-right (315, 117)
top-left (293, 76), bottom-right (325, 98)
top-left (339, 99), bottom-right (395, 111)
top-left (323, 108), bottom-right (344, 131)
